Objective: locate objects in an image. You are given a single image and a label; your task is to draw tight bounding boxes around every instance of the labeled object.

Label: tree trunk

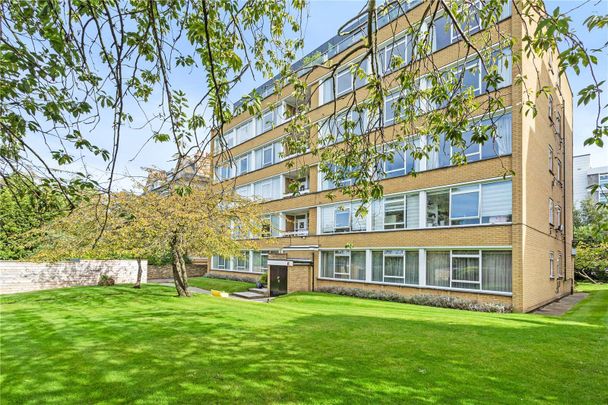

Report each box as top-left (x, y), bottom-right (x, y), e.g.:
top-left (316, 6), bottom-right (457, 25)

top-left (133, 258), bottom-right (143, 289)
top-left (171, 232), bottom-right (191, 297)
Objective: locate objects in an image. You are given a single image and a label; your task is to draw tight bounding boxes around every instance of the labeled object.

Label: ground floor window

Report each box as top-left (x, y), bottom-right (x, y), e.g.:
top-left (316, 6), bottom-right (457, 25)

top-left (427, 250), bottom-right (511, 292)
top-left (321, 248), bottom-right (512, 293)
top-left (321, 250), bottom-right (365, 280)
top-left (211, 250), bottom-right (273, 273)
top-left (372, 250), bottom-right (419, 284)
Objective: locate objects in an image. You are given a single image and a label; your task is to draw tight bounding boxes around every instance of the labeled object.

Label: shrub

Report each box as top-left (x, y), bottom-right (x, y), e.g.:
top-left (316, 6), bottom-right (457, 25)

top-left (316, 286), bottom-right (512, 313)
top-left (204, 273), bottom-right (255, 283)
top-left (259, 272), bottom-right (268, 285)
top-left (575, 242), bottom-right (608, 283)
top-left (98, 274), bottom-right (115, 286)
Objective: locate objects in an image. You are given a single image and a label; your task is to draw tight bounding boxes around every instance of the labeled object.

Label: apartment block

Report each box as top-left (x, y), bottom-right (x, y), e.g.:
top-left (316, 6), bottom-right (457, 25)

top-left (573, 154), bottom-right (607, 207)
top-left (209, 0), bottom-right (573, 312)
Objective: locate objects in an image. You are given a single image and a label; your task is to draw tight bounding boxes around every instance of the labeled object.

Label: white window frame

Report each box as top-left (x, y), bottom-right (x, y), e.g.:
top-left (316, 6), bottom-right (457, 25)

top-left (336, 68), bottom-right (353, 96)
top-left (450, 0), bottom-right (482, 42)
top-left (549, 198), bottom-right (554, 226)
top-left (549, 252), bottom-right (555, 279)
top-left (383, 250), bottom-right (406, 284)
top-left (557, 252), bottom-right (563, 278)
top-left (381, 36), bottom-right (408, 73)
top-left (449, 184), bottom-right (481, 225)
top-left (556, 205), bottom-right (562, 229)
top-left (450, 250), bottom-right (482, 290)
top-left (548, 145), bottom-right (554, 173)
top-left (334, 250), bottom-right (351, 278)
top-left (383, 195), bottom-right (406, 229)
top-left (548, 94), bottom-right (554, 121)
top-left (262, 144), bottom-right (274, 167)
top-left (334, 205), bottom-right (351, 232)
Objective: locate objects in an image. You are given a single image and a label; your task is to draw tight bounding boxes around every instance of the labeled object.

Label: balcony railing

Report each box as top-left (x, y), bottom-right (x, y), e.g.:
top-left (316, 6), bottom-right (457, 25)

top-left (282, 229), bottom-right (309, 237)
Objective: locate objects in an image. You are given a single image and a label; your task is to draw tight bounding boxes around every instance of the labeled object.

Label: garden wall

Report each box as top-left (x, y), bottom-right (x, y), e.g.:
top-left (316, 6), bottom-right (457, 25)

top-left (147, 263), bottom-right (207, 279)
top-left (0, 260), bottom-right (147, 295)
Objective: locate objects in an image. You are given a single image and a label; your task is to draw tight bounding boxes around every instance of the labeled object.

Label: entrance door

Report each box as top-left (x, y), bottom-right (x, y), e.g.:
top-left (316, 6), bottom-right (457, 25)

top-left (270, 265), bottom-right (288, 297)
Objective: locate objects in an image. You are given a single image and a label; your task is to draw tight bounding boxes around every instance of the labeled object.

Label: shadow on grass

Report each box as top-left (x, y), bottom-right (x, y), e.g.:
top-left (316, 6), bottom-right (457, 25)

top-left (1, 286), bottom-right (607, 404)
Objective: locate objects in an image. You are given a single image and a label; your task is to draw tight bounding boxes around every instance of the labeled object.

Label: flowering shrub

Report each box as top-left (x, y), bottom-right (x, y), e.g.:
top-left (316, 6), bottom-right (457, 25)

top-left (98, 274), bottom-right (115, 286)
top-left (317, 286), bottom-right (512, 313)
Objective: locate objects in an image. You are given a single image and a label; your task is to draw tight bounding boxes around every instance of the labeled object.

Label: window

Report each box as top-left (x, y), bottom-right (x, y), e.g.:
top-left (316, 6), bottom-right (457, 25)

top-left (450, 1), bottom-right (482, 42)
top-left (336, 68), bottom-right (353, 96)
top-left (427, 190), bottom-right (450, 227)
top-left (258, 110), bottom-right (275, 133)
top-left (457, 59), bottom-right (482, 95)
top-left (254, 142), bottom-right (282, 169)
top-left (323, 248), bottom-right (512, 293)
top-left (320, 203), bottom-right (366, 233)
top-left (372, 250), bottom-right (419, 284)
top-left (383, 147), bottom-right (406, 178)
top-left (321, 250), bottom-right (366, 281)
top-left (481, 181), bottom-right (512, 223)
top-left (379, 36), bottom-right (407, 74)
top-left (548, 145), bottom-right (554, 173)
top-left (236, 120), bottom-right (253, 144)
top-left (451, 185), bottom-right (480, 225)
top-left (548, 94), bottom-right (553, 121)
top-left (557, 253), bottom-right (563, 278)
top-left (372, 193), bottom-right (419, 230)
top-left (482, 251), bottom-right (512, 292)
top-left (234, 254), bottom-right (249, 271)
top-left (253, 176), bottom-right (281, 200)
top-left (556, 205), bottom-right (562, 229)
top-left (237, 155), bottom-right (249, 175)
top-left (319, 164), bottom-right (356, 190)
top-left (549, 252), bottom-right (555, 278)
top-left (320, 77), bottom-right (334, 105)
top-left (599, 174), bottom-right (608, 203)
top-left (236, 185), bottom-right (251, 198)
top-left (556, 159), bottom-right (562, 183)
top-left (384, 196), bottom-right (405, 229)
top-left (426, 251), bottom-right (450, 287)
top-left (555, 111), bottom-right (562, 138)
top-left (384, 92), bottom-right (400, 125)
top-left (451, 250), bottom-right (481, 290)
top-left (252, 251), bottom-right (269, 273)
top-left (549, 199), bottom-right (554, 226)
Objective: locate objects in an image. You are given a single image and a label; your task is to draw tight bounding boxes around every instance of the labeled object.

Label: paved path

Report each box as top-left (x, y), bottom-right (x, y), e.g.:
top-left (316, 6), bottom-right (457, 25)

top-left (149, 279), bottom-right (271, 302)
top-left (533, 293), bottom-right (588, 315)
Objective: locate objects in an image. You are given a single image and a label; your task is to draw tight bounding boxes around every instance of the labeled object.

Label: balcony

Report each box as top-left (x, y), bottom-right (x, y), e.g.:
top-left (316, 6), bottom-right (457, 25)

top-left (282, 209), bottom-right (309, 237)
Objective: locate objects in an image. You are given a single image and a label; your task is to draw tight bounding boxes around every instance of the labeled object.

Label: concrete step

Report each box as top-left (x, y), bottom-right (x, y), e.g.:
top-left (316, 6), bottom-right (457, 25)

top-left (232, 291), bottom-right (267, 299)
top-left (249, 287), bottom-right (269, 295)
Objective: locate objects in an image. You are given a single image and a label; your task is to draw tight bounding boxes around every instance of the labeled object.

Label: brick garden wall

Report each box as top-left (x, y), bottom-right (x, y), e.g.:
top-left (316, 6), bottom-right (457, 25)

top-left (148, 264), bottom-right (207, 279)
top-left (0, 260), bottom-right (147, 295)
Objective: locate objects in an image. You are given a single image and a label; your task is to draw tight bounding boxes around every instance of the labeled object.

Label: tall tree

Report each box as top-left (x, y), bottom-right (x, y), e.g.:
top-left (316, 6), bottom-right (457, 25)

top-left (1, 1), bottom-right (606, 218)
top-left (33, 187), bottom-right (263, 296)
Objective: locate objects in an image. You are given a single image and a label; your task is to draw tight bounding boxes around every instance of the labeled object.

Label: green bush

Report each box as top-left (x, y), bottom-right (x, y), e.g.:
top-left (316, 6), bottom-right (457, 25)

top-left (204, 273), bottom-right (255, 283)
top-left (259, 272), bottom-right (268, 285)
top-left (575, 242), bottom-right (608, 283)
top-left (317, 286), bottom-right (512, 313)
top-left (98, 274), bottom-right (115, 286)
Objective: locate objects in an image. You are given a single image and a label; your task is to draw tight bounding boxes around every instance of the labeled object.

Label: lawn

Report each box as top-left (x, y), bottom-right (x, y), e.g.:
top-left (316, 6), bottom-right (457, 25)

top-left (187, 277), bottom-right (256, 293)
top-left (1, 284), bottom-right (606, 404)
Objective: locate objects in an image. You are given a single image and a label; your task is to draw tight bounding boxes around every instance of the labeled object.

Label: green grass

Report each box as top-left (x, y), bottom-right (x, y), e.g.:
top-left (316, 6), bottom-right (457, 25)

top-left (187, 277), bottom-right (256, 293)
top-left (1, 284), bottom-right (607, 404)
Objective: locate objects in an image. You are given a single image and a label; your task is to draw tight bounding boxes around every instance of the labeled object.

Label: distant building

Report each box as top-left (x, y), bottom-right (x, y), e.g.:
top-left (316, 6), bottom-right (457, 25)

top-left (573, 154), bottom-right (608, 207)
top-left (144, 152), bottom-right (211, 193)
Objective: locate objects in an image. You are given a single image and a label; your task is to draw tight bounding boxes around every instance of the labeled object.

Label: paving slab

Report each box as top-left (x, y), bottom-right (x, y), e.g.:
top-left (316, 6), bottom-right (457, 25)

top-left (232, 291), bottom-right (266, 299)
top-left (533, 293), bottom-right (588, 315)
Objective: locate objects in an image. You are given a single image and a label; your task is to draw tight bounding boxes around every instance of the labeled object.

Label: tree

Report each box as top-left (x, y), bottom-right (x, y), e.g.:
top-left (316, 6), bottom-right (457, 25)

top-left (0, 174), bottom-right (80, 259)
top-left (572, 199), bottom-right (608, 283)
top-left (33, 187), bottom-right (264, 296)
top-left (1, 1), bottom-right (606, 223)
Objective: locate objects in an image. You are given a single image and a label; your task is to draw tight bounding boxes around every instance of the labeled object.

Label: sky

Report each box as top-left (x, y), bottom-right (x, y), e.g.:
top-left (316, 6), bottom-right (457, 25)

top-left (27, 0), bottom-right (608, 189)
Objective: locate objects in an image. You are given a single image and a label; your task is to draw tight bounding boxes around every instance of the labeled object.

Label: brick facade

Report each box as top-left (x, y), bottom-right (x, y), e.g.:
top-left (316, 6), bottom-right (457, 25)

top-left (208, 2), bottom-right (573, 312)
